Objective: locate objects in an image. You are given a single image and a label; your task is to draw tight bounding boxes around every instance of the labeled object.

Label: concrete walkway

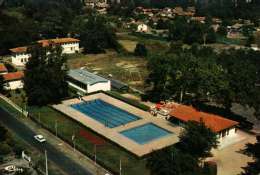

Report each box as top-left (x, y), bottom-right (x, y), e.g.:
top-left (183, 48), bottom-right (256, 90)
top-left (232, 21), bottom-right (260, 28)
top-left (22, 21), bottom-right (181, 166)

top-left (207, 130), bottom-right (256, 175)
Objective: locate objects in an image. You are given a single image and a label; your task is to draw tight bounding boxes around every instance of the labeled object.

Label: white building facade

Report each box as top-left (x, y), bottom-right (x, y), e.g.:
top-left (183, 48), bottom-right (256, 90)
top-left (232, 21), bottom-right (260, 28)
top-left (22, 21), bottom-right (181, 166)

top-left (137, 24), bottom-right (148, 33)
top-left (67, 69), bottom-right (111, 94)
top-left (3, 72), bottom-right (24, 90)
top-left (10, 38), bottom-right (80, 67)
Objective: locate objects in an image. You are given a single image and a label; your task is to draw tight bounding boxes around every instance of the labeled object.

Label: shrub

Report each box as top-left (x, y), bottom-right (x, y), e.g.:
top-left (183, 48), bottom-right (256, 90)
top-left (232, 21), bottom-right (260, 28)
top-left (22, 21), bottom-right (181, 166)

top-left (203, 161), bottom-right (217, 175)
top-left (134, 43), bottom-right (148, 57)
top-left (0, 143), bottom-right (12, 155)
top-left (104, 91), bottom-right (150, 111)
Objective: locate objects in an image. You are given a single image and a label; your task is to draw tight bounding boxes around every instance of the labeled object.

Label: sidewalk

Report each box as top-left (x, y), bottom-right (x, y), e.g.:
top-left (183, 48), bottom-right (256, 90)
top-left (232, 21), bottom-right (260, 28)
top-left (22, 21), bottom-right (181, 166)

top-left (18, 116), bottom-right (111, 175)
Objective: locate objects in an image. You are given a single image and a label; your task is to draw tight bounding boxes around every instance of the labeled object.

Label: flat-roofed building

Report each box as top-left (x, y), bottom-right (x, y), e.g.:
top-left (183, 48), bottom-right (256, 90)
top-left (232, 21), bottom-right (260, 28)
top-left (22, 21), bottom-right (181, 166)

top-left (67, 69), bottom-right (111, 94)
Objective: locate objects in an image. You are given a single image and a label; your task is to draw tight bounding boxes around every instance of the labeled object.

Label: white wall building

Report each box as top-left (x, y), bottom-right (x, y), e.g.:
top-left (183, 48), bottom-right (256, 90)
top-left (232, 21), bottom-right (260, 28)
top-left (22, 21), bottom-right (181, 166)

top-left (10, 47), bottom-right (30, 67)
top-left (10, 38), bottom-right (80, 67)
top-left (67, 69), bottom-right (111, 94)
top-left (137, 24), bottom-right (148, 33)
top-left (3, 71), bottom-right (24, 90)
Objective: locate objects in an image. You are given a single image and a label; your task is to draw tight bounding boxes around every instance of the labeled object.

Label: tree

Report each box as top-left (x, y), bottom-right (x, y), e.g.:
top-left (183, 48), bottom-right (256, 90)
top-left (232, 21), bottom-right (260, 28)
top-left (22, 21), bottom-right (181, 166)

top-left (79, 15), bottom-right (121, 53)
top-left (146, 48), bottom-right (227, 103)
top-left (178, 120), bottom-right (218, 160)
top-left (0, 143), bottom-right (12, 155)
top-left (242, 135), bottom-right (260, 175)
top-left (0, 75), bottom-right (4, 92)
top-left (134, 43), bottom-right (147, 57)
top-left (24, 44), bottom-right (68, 106)
top-left (217, 49), bottom-right (258, 110)
top-left (168, 17), bottom-right (216, 45)
top-left (255, 31), bottom-right (260, 48)
top-left (147, 147), bottom-right (200, 175)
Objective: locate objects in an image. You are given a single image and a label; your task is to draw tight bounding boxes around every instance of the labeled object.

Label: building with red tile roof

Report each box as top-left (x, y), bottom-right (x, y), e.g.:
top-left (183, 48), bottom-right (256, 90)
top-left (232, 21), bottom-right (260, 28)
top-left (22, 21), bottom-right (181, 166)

top-left (9, 38), bottom-right (80, 67)
top-left (167, 103), bottom-right (238, 133)
top-left (3, 72), bottom-right (24, 90)
top-left (0, 63), bottom-right (8, 75)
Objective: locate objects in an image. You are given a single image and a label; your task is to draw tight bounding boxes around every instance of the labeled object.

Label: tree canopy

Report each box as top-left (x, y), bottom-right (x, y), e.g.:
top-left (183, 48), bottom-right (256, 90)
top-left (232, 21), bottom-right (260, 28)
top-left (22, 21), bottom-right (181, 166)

top-left (146, 46), bottom-right (260, 116)
top-left (242, 135), bottom-right (260, 175)
top-left (24, 44), bottom-right (68, 106)
top-left (147, 147), bottom-right (200, 175)
top-left (168, 17), bottom-right (216, 45)
top-left (78, 14), bottom-right (121, 53)
top-left (146, 120), bottom-right (218, 175)
top-left (178, 120), bottom-right (218, 159)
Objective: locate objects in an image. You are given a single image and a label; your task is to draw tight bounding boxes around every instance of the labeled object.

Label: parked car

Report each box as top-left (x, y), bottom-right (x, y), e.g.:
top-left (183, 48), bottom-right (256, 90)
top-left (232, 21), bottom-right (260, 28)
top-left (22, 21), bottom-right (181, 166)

top-left (34, 135), bottom-right (46, 143)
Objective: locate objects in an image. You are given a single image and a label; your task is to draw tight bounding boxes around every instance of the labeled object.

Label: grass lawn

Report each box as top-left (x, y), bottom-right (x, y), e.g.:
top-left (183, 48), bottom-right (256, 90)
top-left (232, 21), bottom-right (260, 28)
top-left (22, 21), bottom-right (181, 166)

top-left (6, 91), bottom-right (150, 175)
top-left (67, 52), bottom-right (148, 91)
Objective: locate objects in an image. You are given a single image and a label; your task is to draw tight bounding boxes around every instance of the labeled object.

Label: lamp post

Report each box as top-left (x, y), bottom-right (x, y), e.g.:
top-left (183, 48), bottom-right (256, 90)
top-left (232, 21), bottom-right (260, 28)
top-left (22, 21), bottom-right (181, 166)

top-left (45, 150), bottom-right (48, 175)
top-left (55, 120), bottom-right (58, 137)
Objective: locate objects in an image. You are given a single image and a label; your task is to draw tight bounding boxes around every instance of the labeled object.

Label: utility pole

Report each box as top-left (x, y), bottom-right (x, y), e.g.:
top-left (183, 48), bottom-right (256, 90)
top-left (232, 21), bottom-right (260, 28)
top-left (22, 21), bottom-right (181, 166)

top-left (55, 120), bottom-right (58, 137)
top-left (45, 150), bottom-right (48, 175)
top-left (94, 144), bottom-right (97, 165)
top-left (72, 133), bottom-right (75, 152)
top-left (119, 157), bottom-right (122, 175)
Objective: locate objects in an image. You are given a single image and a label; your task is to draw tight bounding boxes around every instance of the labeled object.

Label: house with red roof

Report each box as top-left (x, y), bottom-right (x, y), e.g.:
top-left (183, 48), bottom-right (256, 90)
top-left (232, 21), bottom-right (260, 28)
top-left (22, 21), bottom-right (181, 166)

top-left (10, 38), bottom-right (80, 67)
top-left (0, 63), bottom-right (8, 75)
top-left (2, 71), bottom-right (24, 90)
top-left (158, 102), bottom-right (239, 144)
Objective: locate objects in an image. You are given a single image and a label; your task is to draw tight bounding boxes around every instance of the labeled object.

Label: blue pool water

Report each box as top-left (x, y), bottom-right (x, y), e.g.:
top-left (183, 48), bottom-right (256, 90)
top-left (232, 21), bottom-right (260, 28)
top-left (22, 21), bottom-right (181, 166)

top-left (120, 123), bottom-right (172, 145)
top-left (71, 99), bottom-right (140, 128)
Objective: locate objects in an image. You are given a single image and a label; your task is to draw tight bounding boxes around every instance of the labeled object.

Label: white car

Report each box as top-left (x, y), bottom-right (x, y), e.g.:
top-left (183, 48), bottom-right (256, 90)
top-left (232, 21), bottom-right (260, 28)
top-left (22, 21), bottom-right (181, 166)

top-left (34, 135), bottom-right (46, 143)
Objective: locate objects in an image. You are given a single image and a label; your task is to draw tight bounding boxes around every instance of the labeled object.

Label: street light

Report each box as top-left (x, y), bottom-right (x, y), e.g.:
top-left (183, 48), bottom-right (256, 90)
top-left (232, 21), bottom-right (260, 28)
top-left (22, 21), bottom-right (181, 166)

top-left (72, 133), bottom-right (75, 152)
top-left (94, 144), bottom-right (97, 165)
top-left (45, 150), bottom-right (48, 175)
top-left (55, 120), bottom-right (58, 137)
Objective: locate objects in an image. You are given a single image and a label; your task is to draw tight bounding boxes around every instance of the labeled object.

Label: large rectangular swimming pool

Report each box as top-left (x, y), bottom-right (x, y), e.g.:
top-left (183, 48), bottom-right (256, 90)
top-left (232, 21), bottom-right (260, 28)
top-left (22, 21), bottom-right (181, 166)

top-left (71, 99), bottom-right (140, 128)
top-left (120, 123), bottom-right (172, 145)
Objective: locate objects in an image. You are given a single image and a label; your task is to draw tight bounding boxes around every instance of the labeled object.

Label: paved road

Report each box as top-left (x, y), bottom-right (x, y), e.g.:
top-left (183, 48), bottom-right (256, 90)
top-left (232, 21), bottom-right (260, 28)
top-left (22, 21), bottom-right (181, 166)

top-left (0, 108), bottom-right (93, 175)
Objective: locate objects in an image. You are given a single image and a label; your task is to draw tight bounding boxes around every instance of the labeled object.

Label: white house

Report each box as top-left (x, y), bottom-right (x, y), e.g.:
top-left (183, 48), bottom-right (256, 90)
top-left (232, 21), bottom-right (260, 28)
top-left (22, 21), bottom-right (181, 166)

top-left (10, 38), bottom-right (80, 66)
top-left (67, 69), bottom-right (111, 94)
top-left (165, 103), bottom-right (239, 147)
top-left (137, 23), bottom-right (149, 33)
top-left (37, 38), bottom-right (80, 54)
top-left (0, 63), bottom-right (8, 75)
top-left (9, 47), bottom-right (30, 67)
top-left (3, 71), bottom-right (24, 90)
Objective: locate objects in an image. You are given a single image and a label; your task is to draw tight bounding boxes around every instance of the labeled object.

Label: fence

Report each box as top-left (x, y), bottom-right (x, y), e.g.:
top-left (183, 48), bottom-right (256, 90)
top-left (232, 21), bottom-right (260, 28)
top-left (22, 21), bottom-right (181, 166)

top-left (0, 94), bottom-right (28, 117)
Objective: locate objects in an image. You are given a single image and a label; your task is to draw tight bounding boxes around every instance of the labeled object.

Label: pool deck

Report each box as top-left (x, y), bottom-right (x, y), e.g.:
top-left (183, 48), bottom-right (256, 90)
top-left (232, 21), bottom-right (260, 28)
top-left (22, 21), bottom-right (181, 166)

top-left (53, 93), bottom-right (181, 157)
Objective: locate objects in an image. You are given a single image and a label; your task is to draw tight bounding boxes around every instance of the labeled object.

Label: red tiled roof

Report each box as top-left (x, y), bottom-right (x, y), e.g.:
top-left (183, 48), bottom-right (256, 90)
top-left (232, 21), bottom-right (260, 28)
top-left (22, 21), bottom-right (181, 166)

top-left (9, 47), bottom-right (28, 53)
top-left (3, 72), bottom-right (24, 81)
top-left (10, 38), bottom-right (80, 52)
top-left (0, 63), bottom-right (7, 73)
top-left (167, 103), bottom-right (239, 133)
top-left (37, 38), bottom-right (80, 47)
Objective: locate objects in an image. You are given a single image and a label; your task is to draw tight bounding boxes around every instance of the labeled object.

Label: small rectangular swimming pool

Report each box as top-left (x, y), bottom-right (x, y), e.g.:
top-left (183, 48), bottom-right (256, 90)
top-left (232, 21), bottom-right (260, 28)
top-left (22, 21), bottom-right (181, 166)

top-left (71, 99), bottom-right (140, 128)
top-left (120, 123), bottom-right (172, 145)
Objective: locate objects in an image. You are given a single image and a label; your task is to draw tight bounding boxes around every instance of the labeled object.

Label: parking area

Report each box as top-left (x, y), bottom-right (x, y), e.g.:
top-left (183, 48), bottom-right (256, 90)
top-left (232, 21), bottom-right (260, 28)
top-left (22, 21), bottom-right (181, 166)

top-left (207, 130), bottom-right (256, 175)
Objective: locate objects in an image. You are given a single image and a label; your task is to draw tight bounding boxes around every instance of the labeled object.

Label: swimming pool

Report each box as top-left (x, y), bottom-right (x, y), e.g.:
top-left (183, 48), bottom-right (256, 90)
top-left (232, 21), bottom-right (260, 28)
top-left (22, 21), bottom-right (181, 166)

top-left (71, 99), bottom-right (140, 128)
top-left (120, 123), bottom-right (172, 145)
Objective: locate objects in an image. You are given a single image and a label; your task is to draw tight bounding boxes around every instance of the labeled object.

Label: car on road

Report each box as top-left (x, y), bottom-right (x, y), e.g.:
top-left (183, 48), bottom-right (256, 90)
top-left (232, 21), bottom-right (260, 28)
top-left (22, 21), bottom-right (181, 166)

top-left (34, 135), bottom-right (46, 143)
